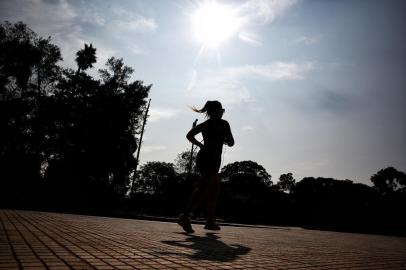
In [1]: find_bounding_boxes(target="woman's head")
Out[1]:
[192,100,224,119]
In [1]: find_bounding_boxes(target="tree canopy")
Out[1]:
[135,161,178,195]
[371,167,406,195]
[220,160,272,187]
[277,172,296,193]
[0,21,150,207]
[174,149,198,174]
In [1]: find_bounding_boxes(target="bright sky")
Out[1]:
[1,0,406,185]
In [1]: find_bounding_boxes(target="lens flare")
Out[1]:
[192,1,242,48]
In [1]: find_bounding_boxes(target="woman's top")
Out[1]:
[187,118,234,157]
[187,118,234,173]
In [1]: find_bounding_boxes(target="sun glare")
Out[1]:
[192,1,242,48]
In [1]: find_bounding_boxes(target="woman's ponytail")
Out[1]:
[191,102,208,113]
[191,101,222,118]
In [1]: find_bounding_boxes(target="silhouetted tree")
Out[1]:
[174,149,198,173]
[47,54,150,199]
[0,21,150,209]
[219,160,272,209]
[34,37,62,95]
[0,21,41,96]
[277,172,295,193]
[371,167,406,196]
[135,162,178,195]
[0,22,62,97]
[220,160,272,187]
[75,43,96,74]
[368,167,406,235]
[0,21,63,206]
[293,177,381,231]
[216,161,279,223]
[99,57,134,92]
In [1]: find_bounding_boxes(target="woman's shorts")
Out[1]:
[196,149,221,173]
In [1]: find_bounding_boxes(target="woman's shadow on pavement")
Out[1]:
[160,232,251,262]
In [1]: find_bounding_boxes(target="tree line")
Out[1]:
[134,153,406,235]
[1,22,405,236]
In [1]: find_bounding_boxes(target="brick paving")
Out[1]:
[1,209,406,269]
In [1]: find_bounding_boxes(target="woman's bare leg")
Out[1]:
[178,174,211,233]
[206,173,220,224]
[183,173,211,216]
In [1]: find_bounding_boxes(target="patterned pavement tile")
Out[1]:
[1,209,405,269]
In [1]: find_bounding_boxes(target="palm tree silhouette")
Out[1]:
[75,43,96,74]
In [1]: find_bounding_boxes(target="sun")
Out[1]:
[192,1,242,48]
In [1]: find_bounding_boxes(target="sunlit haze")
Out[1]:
[192,1,242,48]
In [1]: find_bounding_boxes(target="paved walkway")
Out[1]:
[1,209,405,269]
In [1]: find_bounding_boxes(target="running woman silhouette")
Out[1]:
[178,100,234,233]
